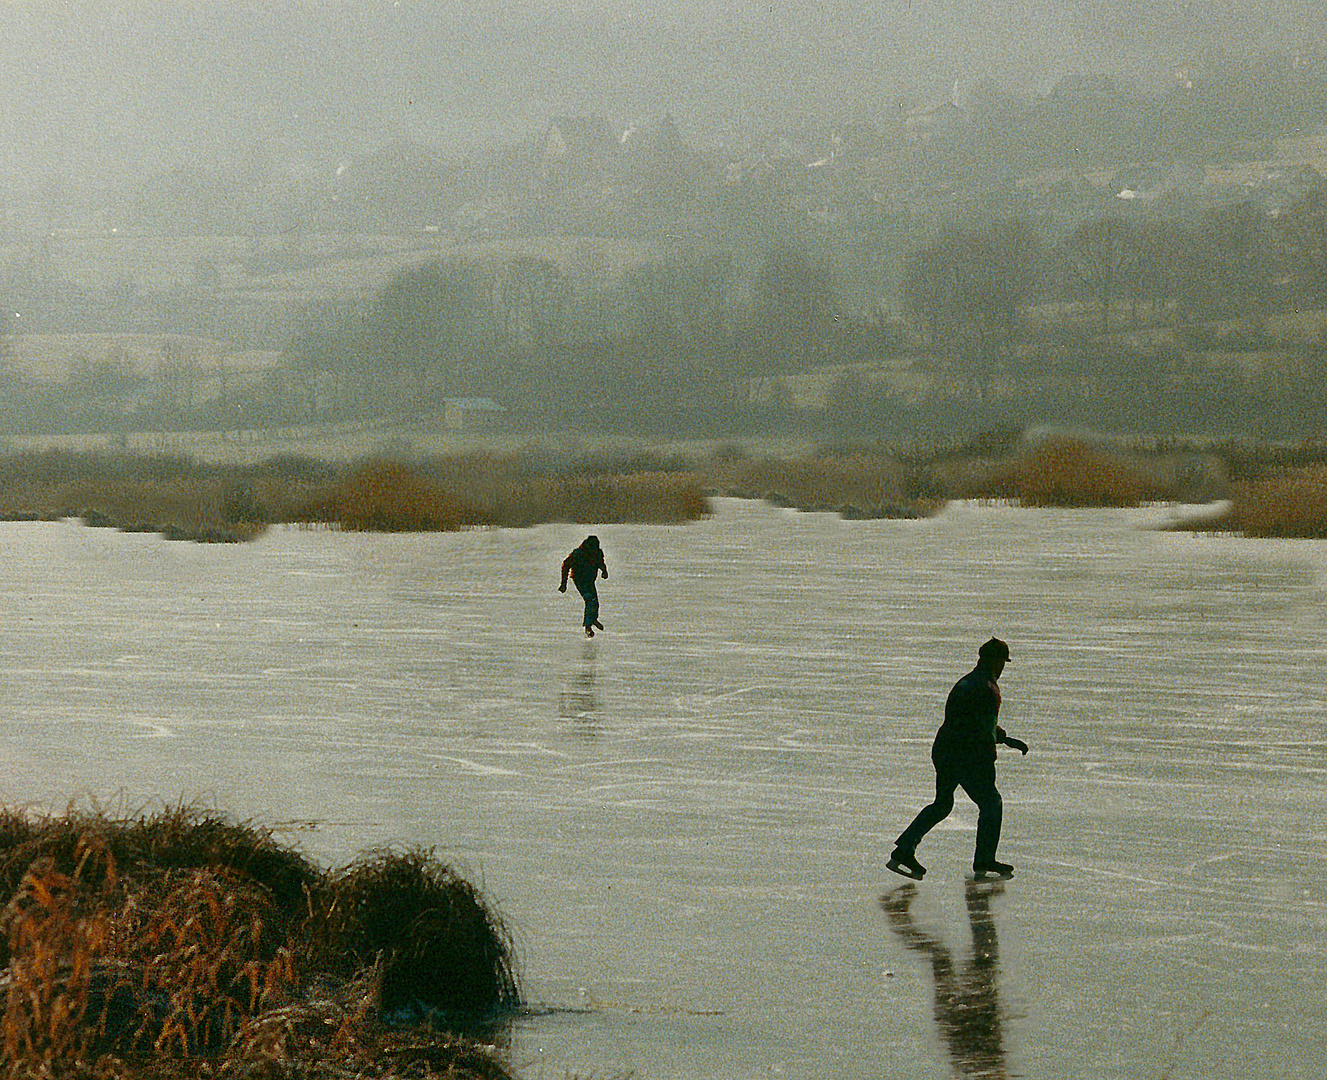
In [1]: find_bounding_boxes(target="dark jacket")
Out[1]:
[933,664,1002,766]
[561,541,607,592]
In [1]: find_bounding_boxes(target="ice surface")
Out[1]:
[0,499,1323,1079]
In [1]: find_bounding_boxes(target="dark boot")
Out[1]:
[887,848,926,880]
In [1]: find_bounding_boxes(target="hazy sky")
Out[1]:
[2,0,1326,185]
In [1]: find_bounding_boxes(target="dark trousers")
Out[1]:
[574,581,599,628]
[895,756,1003,865]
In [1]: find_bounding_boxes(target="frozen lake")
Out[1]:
[0,498,1324,1080]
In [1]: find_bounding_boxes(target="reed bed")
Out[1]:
[1002,437,1156,508]
[0,806,520,1079]
[0,451,275,542]
[1219,465,1327,537]
[4,438,1325,538]
[293,460,484,532]
[0,449,711,539]
[696,439,1161,513]
[288,459,710,531]
[699,448,935,518]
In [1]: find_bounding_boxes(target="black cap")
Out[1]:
[978,637,1010,663]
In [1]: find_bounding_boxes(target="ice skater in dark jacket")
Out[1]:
[888,637,1029,881]
[559,535,608,637]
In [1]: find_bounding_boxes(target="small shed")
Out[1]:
[443,397,507,431]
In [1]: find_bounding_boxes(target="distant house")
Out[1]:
[1048,71,1135,103]
[443,397,506,432]
[618,114,682,156]
[1238,163,1327,217]
[1012,168,1115,223]
[615,114,696,206]
[540,117,619,197]
[542,117,616,165]
[904,99,972,144]
[1111,161,1207,205]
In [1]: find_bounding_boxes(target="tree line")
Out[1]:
[272,246,897,435]
[900,194,1327,408]
[267,192,1327,439]
[4,192,1326,441]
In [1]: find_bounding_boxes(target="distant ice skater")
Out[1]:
[559,534,608,637]
[887,637,1029,881]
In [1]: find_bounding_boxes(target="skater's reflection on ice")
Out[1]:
[558,641,601,733]
[881,880,1009,1079]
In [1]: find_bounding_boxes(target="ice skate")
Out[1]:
[887,848,926,880]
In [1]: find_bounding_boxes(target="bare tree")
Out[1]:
[1187,203,1286,333]
[1064,217,1139,336]
[903,222,1039,402]
[495,257,572,346]
[1275,188,1327,300]
[366,261,494,404]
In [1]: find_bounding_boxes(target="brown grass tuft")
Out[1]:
[701,449,934,518]
[1229,465,1327,537]
[1008,438,1151,507]
[0,807,520,1078]
[310,849,519,1022]
[295,460,480,532]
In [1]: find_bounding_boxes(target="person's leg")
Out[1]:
[575,582,598,629]
[959,765,1005,870]
[894,766,959,857]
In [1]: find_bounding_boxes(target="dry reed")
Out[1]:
[294,460,482,532]
[0,806,520,1079]
[0,450,711,538]
[8,440,1326,539]
[1228,465,1327,537]
[700,449,934,517]
[287,459,710,531]
[1006,438,1152,507]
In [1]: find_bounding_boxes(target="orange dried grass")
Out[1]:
[296,461,709,531]
[1230,465,1327,537]
[301,461,480,532]
[1011,438,1149,507]
[0,808,520,1078]
[0,858,297,1068]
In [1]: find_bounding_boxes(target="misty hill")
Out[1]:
[4,0,1327,203]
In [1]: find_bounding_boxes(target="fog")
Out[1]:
[2,6,1327,1076]
[4,1,1326,182]
[4,0,1327,446]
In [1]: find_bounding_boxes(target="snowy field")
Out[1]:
[0,498,1323,1079]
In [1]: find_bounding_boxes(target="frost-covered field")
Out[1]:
[1,499,1322,1079]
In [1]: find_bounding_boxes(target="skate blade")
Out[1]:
[886,858,925,881]
[968,869,1013,882]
